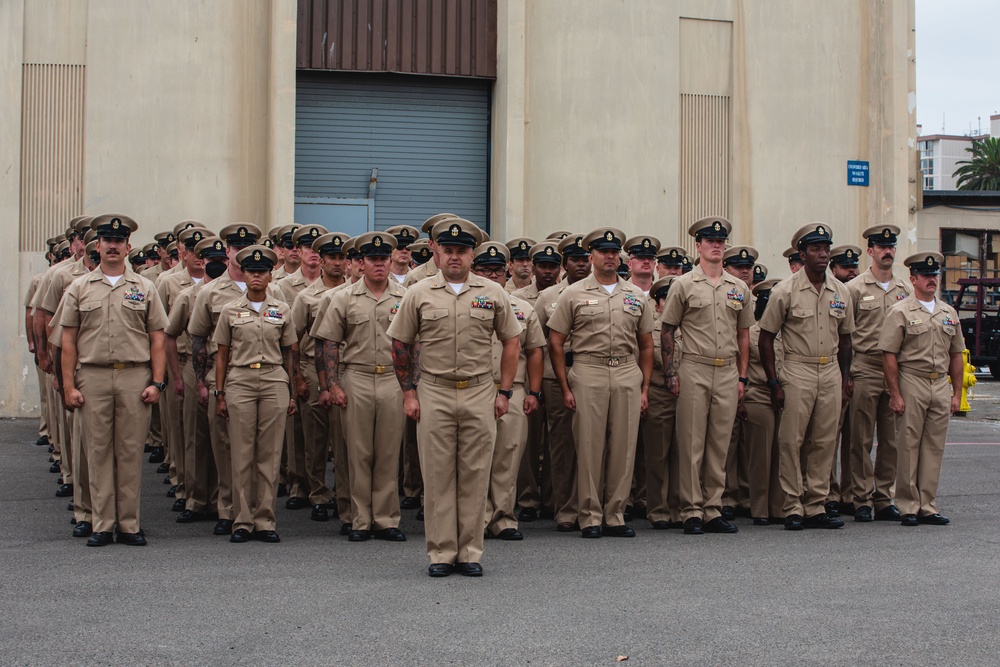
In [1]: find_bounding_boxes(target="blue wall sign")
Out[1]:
[847,160,870,186]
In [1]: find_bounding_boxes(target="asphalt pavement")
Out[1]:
[2,391,999,667]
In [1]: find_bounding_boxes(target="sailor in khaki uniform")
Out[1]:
[548,228,654,538]
[504,237,536,293]
[60,214,168,546]
[188,223,264,536]
[846,226,911,523]
[385,224,420,284]
[660,217,752,535]
[879,252,963,527]
[214,246,297,543]
[784,248,804,274]
[388,218,521,577]
[512,242,562,522]
[313,231,407,541]
[534,234,593,530]
[472,243,545,540]
[655,247,687,279]
[759,223,855,530]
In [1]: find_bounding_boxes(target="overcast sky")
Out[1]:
[916,0,1000,136]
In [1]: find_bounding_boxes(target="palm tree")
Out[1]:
[953,136,1000,190]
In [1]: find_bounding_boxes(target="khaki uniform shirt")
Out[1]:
[37,257,90,315]
[291,281,343,362]
[758,268,856,358]
[59,267,168,365]
[157,270,205,317]
[272,266,288,282]
[312,278,407,367]
[660,265,754,360]
[164,281,207,356]
[846,268,911,356]
[212,297,297,367]
[491,293,545,385]
[25,271,44,310]
[878,296,964,375]
[276,268,319,306]
[402,260,439,288]
[188,275,279,365]
[535,280,572,380]
[547,275,654,358]
[144,264,163,282]
[30,261,74,314]
[387,273,521,377]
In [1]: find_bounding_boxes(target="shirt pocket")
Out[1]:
[858,299,880,312]
[121,299,148,332]
[420,307,450,341]
[790,307,814,320]
[941,324,957,336]
[469,307,496,336]
[79,299,103,328]
[905,321,929,336]
[689,296,711,310]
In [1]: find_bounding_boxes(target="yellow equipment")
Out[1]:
[960,349,976,414]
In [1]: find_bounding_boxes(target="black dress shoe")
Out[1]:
[457,562,483,577]
[49,461,61,473]
[348,529,371,542]
[556,521,579,532]
[252,530,281,543]
[400,496,420,510]
[703,517,739,534]
[428,563,452,577]
[156,462,170,474]
[683,518,704,535]
[176,510,206,523]
[284,496,308,510]
[67,500,74,512]
[416,506,424,521]
[623,507,632,522]
[163,475,171,485]
[874,505,902,521]
[72,521,93,538]
[784,514,804,531]
[735,506,752,518]
[918,513,950,525]
[803,513,844,529]
[36,435,50,447]
[276,483,288,497]
[517,507,539,522]
[144,442,152,453]
[171,498,186,512]
[720,506,736,521]
[374,527,407,541]
[86,531,114,547]
[55,483,73,498]
[311,505,329,522]
[900,514,919,527]
[213,519,234,535]
[166,485,177,498]
[602,525,636,538]
[48,445,55,454]
[580,526,602,538]
[230,528,251,543]
[651,520,671,529]
[753,517,770,526]
[824,501,841,517]
[339,523,352,536]
[496,528,524,540]
[854,506,874,522]
[117,530,147,546]
[669,521,685,529]
[148,447,165,464]
[838,502,856,516]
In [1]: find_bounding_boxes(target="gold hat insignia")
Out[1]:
[112,219,120,229]
[713,221,721,231]
[545,247,553,255]
[605,231,614,241]
[883,228,891,238]
[488,247,497,257]
[450,224,460,237]
[927,256,934,265]
[239,228,246,238]
[373,237,381,247]
[817,226,826,235]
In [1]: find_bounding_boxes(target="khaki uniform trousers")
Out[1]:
[331,394,351,524]
[207,364,234,521]
[486,385,527,535]
[895,372,951,517]
[542,376,577,524]
[515,403,547,513]
[723,418,750,511]
[300,363,333,506]
[36,365,50,440]
[57,399,73,486]
[69,409,92,524]
[342,368,404,531]
[76,365,151,534]
[569,360,642,529]
[641,383,680,524]
[630,433,647,513]
[849,358,898,511]
[416,378,495,565]
[825,402,850,503]
[46,375,62,462]
[163,366,185,500]
[226,366,289,533]
[777,361,842,517]
[674,359,740,522]
[149,393,164,450]
[400,417,423,500]
[182,359,216,514]
[284,395,308,501]
[743,386,780,519]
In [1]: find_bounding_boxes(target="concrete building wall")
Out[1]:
[4,0,916,417]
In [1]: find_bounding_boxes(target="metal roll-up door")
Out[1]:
[295,72,491,236]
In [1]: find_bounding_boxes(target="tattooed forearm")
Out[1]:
[320,340,341,391]
[192,335,208,383]
[412,342,422,384]
[392,339,417,391]
[282,346,295,384]
[661,324,677,378]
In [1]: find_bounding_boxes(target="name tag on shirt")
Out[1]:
[236,311,252,318]
[862,295,876,302]
[908,319,921,326]
[584,299,599,306]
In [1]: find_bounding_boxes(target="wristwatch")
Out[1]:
[214,389,225,397]
[151,381,166,391]
[497,388,514,399]
[738,377,749,386]
[527,390,543,400]
[766,378,781,389]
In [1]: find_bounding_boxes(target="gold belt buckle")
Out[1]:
[455,380,469,389]
[250,362,261,369]
[607,357,620,367]
[374,365,386,374]
[818,356,830,364]
[113,362,125,370]
[929,372,939,380]
[713,358,724,367]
